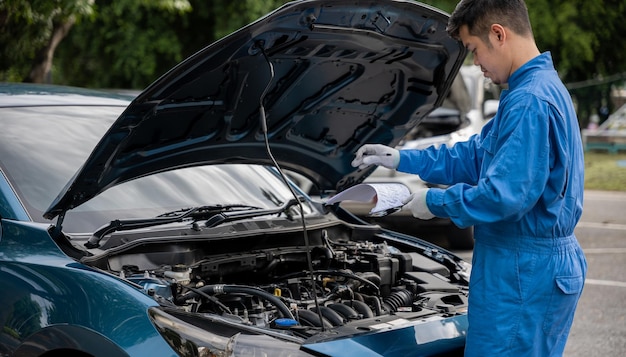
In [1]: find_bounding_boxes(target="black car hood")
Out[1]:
[45,0,466,219]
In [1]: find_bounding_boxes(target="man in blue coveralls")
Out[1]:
[351,0,587,355]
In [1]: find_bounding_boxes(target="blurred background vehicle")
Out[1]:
[335,66,501,250]
[582,103,626,154]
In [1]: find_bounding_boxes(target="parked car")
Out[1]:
[0,1,472,356]
[340,65,500,250]
[582,102,626,154]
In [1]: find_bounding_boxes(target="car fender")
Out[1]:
[0,220,176,357]
[13,324,130,357]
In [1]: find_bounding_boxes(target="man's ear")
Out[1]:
[491,24,505,43]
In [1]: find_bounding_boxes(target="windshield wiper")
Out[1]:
[84,204,262,248]
[156,204,263,219]
[203,196,305,228]
[84,198,305,249]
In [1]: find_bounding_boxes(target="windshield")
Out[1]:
[0,105,313,233]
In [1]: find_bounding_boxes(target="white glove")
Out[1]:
[351,144,400,170]
[402,188,435,220]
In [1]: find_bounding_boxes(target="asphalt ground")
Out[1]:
[563,190,626,356]
[447,190,626,356]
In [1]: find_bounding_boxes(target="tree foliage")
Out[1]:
[529,0,626,81]
[422,0,626,123]
[2,0,625,121]
[0,0,95,82]
[52,0,291,89]
[526,0,626,122]
[421,0,626,82]
[54,0,192,88]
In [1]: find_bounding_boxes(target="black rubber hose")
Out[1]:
[327,303,359,320]
[342,299,374,318]
[176,284,295,320]
[383,289,414,312]
[311,306,346,326]
[297,309,333,328]
[362,294,383,316]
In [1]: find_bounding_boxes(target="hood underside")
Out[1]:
[45,0,466,219]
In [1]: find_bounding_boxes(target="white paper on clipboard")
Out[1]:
[325,183,411,216]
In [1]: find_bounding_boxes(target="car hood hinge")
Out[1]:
[51,211,65,239]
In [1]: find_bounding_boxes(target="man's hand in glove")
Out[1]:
[351,144,400,170]
[402,188,435,220]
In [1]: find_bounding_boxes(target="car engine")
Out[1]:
[88,223,470,337]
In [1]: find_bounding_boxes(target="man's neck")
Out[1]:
[509,36,541,78]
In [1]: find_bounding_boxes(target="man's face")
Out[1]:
[458,25,508,85]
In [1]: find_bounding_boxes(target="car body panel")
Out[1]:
[0,220,176,357]
[303,315,467,356]
[0,84,473,357]
[0,171,29,221]
[1,1,472,356]
[44,0,466,219]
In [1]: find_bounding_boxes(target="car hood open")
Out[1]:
[44,0,466,219]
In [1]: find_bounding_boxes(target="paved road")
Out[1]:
[565,190,626,356]
[452,190,626,356]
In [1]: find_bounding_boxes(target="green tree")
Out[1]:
[422,0,626,125]
[527,0,626,123]
[170,0,291,67]
[529,0,626,81]
[4,0,625,110]
[54,0,191,89]
[53,0,290,89]
[0,0,95,82]
[421,0,457,13]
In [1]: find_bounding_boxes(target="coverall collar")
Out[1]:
[507,51,554,90]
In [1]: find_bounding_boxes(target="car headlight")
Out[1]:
[148,307,315,357]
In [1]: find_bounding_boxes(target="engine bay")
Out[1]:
[79,221,470,338]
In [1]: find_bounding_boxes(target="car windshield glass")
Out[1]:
[0,105,312,233]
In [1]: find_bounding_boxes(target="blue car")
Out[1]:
[0,1,471,356]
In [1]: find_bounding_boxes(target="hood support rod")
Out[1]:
[51,211,65,239]
[257,42,326,330]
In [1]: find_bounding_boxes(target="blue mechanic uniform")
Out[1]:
[397,52,587,356]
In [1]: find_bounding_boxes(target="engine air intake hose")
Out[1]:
[176,284,295,320]
[383,289,414,312]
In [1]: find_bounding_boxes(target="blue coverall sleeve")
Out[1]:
[398,133,483,186]
[397,96,552,229]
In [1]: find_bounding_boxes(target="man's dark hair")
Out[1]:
[446,0,533,43]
